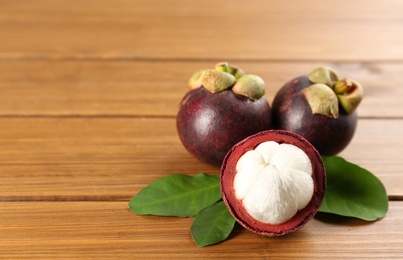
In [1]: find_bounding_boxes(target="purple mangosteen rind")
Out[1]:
[177,62,272,166]
[220,130,326,236]
[177,87,272,166]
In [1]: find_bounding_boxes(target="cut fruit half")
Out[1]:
[220,130,326,236]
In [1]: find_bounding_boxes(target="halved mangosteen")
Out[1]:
[221,130,326,236]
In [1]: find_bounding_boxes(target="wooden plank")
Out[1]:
[0,201,402,258]
[0,60,402,118]
[0,117,401,199]
[0,0,402,61]
[0,117,219,200]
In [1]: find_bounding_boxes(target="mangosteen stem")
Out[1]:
[215,62,232,74]
[215,62,246,79]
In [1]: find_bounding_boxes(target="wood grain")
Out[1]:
[1,0,403,61]
[0,201,402,258]
[0,117,401,200]
[0,60,402,118]
[0,0,402,258]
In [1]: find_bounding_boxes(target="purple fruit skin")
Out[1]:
[177,87,272,166]
[272,75,357,156]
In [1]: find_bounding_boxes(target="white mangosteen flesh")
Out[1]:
[233,141,314,225]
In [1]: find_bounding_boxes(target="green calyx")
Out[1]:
[306,66,364,117]
[309,67,338,87]
[333,78,364,115]
[188,69,207,90]
[200,70,237,93]
[232,75,265,101]
[187,62,265,101]
[302,83,339,118]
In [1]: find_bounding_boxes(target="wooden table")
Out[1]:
[1,0,402,258]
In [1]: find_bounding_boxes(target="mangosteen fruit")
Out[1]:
[271,67,364,155]
[221,130,326,236]
[177,62,272,167]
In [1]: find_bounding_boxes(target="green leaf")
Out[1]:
[191,201,236,247]
[128,173,221,217]
[319,156,389,221]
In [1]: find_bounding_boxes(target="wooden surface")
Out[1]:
[0,0,402,258]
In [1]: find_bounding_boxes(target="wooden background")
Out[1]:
[0,0,402,258]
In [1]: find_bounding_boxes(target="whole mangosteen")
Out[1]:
[271,67,364,155]
[177,62,272,167]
